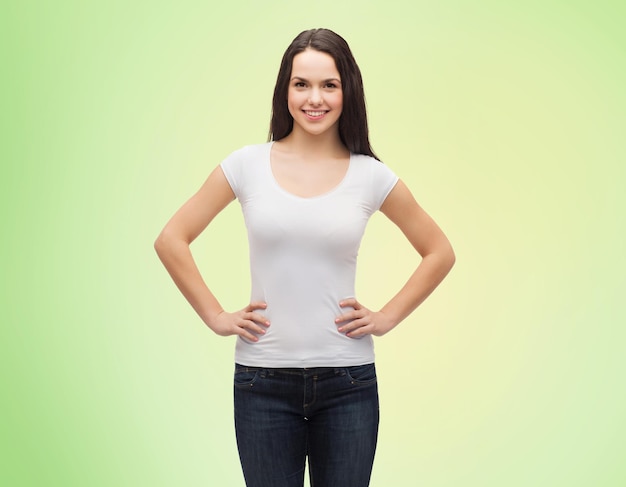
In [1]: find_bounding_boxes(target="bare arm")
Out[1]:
[154,166,269,341]
[336,179,455,337]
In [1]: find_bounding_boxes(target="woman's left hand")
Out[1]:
[335,298,395,338]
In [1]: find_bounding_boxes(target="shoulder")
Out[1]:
[351,153,378,165]
[349,153,399,211]
[220,142,272,173]
[220,142,271,193]
[351,153,398,180]
[223,142,272,162]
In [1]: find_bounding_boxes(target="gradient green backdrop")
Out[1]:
[2,1,625,486]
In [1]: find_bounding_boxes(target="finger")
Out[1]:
[244,312,270,326]
[339,298,361,309]
[235,320,267,341]
[338,316,371,333]
[245,301,268,312]
[335,309,366,324]
[346,324,375,338]
[240,319,268,335]
[236,326,260,342]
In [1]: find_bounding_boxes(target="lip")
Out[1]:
[302,110,329,121]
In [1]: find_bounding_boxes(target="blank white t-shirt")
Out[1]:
[220,142,398,367]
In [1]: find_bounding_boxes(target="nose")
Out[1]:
[308,89,323,106]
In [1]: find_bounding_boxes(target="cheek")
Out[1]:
[287,100,299,119]
[286,93,296,117]
[330,90,343,106]
[287,91,304,112]
[333,93,343,112]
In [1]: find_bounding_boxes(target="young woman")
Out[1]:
[155,28,455,487]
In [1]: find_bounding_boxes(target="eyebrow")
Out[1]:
[290,76,342,84]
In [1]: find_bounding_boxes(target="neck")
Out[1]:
[282,126,348,158]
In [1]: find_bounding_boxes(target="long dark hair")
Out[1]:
[268,28,378,160]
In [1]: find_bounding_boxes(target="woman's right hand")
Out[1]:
[210,301,270,342]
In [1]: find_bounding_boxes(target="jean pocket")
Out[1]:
[345,363,377,385]
[234,365,262,388]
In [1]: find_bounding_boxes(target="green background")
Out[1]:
[2,0,625,485]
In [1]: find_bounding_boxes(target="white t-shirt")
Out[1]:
[220,142,399,367]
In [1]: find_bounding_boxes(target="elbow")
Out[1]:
[444,242,456,273]
[430,240,455,276]
[154,229,174,260]
[154,232,166,259]
[154,227,190,261]
[447,247,456,271]
[420,242,455,278]
[443,241,456,272]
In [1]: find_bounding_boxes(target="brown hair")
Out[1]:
[268,28,378,160]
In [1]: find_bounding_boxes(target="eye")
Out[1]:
[294,81,306,88]
[325,82,338,89]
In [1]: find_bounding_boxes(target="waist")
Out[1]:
[234,332,375,368]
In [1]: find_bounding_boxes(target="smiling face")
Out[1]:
[287,48,343,138]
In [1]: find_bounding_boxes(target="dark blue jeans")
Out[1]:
[234,363,379,487]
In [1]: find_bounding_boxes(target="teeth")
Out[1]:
[305,111,325,117]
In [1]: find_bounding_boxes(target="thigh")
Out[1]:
[307,364,380,487]
[234,366,307,487]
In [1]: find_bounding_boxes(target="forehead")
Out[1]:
[291,49,340,79]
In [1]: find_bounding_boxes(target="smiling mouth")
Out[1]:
[304,110,327,118]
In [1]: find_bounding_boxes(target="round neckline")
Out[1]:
[267,141,353,200]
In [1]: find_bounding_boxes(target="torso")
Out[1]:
[219,142,399,367]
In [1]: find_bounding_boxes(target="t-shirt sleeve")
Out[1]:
[219,147,246,198]
[369,158,399,211]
